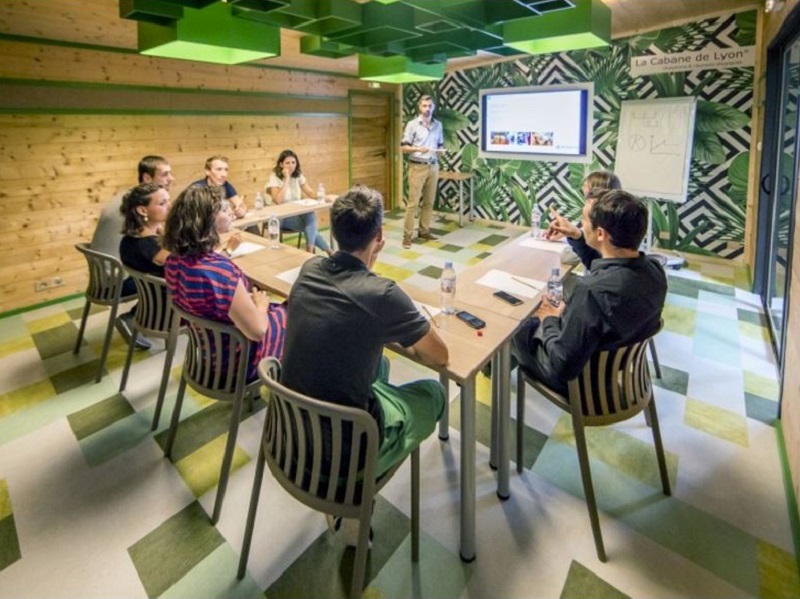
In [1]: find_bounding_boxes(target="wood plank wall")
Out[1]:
[0,2,396,313]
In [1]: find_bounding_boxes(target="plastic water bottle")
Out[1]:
[317,183,326,203]
[531,203,542,239]
[268,216,281,249]
[440,261,457,315]
[254,192,265,210]
[547,266,562,306]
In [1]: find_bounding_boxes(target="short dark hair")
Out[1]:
[331,185,384,252]
[138,155,168,183]
[418,94,435,107]
[588,189,647,250]
[162,185,223,257]
[204,155,228,171]
[120,183,161,235]
[273,149,303,179]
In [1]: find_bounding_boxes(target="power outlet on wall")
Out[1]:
[51,276,64,288]
[34,280,49,292]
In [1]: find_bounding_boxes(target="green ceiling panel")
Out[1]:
[119,0,184,25]
[293,1,363,36]
[300,34,357,59]
[227,0,290,12]
[503,0,609,55]
[121,0,609,78]
[155,0,217,7]
[138,2,280,64]
[326,3,419,48]
[358,54,445,83]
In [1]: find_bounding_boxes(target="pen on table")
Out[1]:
[422,305,440,328]
[512,276,541,291]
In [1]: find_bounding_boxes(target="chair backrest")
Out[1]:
[126,268,176,339]
[170,301,253,403]
[257,357,380,518]
[567,333,656,427]
[75,242,133,306]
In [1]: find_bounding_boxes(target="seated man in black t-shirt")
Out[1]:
[512,190,667,394]
[281,185,449,544]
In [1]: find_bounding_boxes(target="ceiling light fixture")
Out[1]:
[138,2,280,65]
[503,0,611,55]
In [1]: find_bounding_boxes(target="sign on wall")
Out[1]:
[630,46,756,77]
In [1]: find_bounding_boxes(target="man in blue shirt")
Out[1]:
[400,95,446,249]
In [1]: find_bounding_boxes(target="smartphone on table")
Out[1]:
[456,310,486,329]
[493,290,523,306]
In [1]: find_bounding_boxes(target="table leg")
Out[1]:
[459,376,476,563]
[496,342,511,500]
[469,177,475,222]
[458,180,464,227]
[489,355,499,469]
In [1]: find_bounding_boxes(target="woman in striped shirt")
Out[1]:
[162,185,287,381]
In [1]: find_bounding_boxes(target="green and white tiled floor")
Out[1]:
[0,211,798,598]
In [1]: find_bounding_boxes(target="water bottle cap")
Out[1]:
[551,266,560,275]
[444,261,453,269]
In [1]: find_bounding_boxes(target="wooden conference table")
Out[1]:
[231,229,568,562]
[232,197,334,233]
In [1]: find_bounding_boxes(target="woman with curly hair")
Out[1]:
[163,185,287,380]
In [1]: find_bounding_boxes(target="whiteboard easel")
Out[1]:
[614,97,697,252]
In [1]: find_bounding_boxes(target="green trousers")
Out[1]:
[373,356,446,477]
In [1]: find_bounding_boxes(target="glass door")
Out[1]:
[764,35,800,363]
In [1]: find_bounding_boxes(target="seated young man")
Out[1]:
[280,185,448,541]
[512,189,667,394]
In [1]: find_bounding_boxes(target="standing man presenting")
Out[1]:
[401,94,446,249]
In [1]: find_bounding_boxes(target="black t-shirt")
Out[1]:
[281,252,430,439]
[119,235,165,277]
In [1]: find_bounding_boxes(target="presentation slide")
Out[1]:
[483,89,587,156]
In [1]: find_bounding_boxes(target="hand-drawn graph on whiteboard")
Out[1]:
[614,97,697,203]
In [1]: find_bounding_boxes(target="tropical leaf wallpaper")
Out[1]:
[404,10,756,259]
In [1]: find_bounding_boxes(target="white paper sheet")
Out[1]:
[295,199,321,207]
[519,237,566,254]
[475,269,544,299]
[412,300,441,321]
[229,241,266,258]
[276,266,302,285]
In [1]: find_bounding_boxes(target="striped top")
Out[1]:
[164,252,287,381]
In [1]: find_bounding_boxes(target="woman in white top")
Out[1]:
[266,149,332,255]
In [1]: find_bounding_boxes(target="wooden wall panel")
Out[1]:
[0,1,393,312]
[0,40,369,97]
[0,113,349,311]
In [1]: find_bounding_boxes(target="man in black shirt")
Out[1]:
[512,190,667,394]
[281,185,448,480]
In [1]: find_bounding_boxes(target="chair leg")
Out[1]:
[237,439,268,580]
[647,400,672,496]
[96,303,120,383]
[211,396,245,525]
[73,301,91,354]
[411,447,420,562]
[516,368,525,474]
[350,507,373,599]
[119,324,138,392]
[648,338,662,379]
[572,417,606,562]
[151,332,177,431]
[164,377,187,459]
